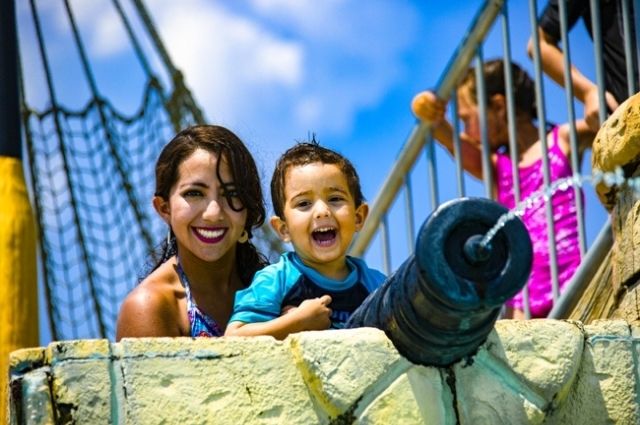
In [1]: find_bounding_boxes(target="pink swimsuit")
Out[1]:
[495,127,582,317]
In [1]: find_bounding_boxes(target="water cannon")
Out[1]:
[347,197,533,367]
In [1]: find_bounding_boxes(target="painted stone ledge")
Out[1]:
[8,320,640,424]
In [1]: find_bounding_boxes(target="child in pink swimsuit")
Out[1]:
[495,127,582,317]
[411,59,595,318]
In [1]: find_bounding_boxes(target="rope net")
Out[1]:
[20,0,280,340]
[23,81,180,340]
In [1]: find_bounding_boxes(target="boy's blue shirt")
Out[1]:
[230,252,386,329]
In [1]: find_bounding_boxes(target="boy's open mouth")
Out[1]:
[312,227,337,246]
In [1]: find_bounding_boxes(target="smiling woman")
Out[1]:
[115,124,269,339]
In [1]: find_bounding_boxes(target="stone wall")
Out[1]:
[592,92,640,324]
[9,321,640,424]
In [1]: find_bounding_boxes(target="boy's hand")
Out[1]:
[411,91,446,123]
[281,305,297,315]
[292,295,332,331]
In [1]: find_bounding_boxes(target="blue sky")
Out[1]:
[17,0,608,342]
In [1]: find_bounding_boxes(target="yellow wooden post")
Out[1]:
[0,158,39,419]
[1,0,39,418]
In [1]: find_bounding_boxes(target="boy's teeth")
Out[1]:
[313,227,336,242]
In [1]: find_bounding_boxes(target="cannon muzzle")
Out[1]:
[347,197,532,367]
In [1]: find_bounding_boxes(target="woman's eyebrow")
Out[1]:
[177,181,209,189]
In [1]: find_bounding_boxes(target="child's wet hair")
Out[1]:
[460,59,537,119]
[270,137,364,218]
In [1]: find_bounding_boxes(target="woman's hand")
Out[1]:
[411,90,447,124]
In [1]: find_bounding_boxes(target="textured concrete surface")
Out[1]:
[591,91,640,325]
[9,322,640,424]
[592,92,640,211]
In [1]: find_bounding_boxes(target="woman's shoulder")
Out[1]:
[116,261,185,339]
[133,261,182,302]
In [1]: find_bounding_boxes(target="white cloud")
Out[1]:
[20,0,419,148]
[17,0,128,60]
[249,0,416,57]
[92,8,128,57]
[246,0,419,135]
[296,97,322,124]
[253,42,302,85]
[144,0,303,125]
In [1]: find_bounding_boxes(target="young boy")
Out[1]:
[225,142,385,339]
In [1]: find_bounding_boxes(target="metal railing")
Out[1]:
[350,0,638,319]
[350,0,505,257]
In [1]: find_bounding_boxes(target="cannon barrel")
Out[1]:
[347,197,533,367]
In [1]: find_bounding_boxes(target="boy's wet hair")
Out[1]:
[460,59,537,119]
[270,137,364,218]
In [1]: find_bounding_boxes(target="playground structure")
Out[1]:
[10,87,640,425]
[5,0,640,422]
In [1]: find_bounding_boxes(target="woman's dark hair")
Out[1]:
[150,124,267,285]
[460,59,537,119]
[270,139,364,219]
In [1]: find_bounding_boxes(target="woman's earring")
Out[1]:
[238,230,249,243]
[166,229,173,247]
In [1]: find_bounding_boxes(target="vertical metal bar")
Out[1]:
[450,96,466,197]
[500,3,530,318]
[589,0,607,124]
[558,0,587,257]
[381,215,392,276]
[425,136,440,209]
[403,179,415,255]
[529,0,561,304]
[434,0,507,98]
[621,0,638,96]
[501,5,521,205]
[474,48,493,199]
[547,219,613,319]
